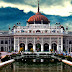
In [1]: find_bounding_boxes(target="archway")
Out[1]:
[36,30,41,33]
[44,43,49,51]
[28,43,33,51]
[52,43,57,52]
[1,47,4,51]
[20,43,25,51]
[36,43,41,52]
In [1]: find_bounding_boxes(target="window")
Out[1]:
[36,30,41,33]
[21,30,24,33]
[45,30,47,33]
[11,41,14,44]
[29,30,32,33]
[69,41,72,44]
[5,41,8,44]
[52,30,56,33]
[63,40,65,44]
[1,41,3,44]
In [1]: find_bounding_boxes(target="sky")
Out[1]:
[0,0,72,31]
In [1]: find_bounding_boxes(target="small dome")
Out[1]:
[27,12,50,24]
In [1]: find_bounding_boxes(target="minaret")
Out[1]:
[38,0,39,12]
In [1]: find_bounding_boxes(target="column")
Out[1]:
[8,37,9,51]
[61,36,63,52]
[4,38,5,51]
[57,37,59,51]
[33,37,35,52]
[41,44,43,52]
[10,38,11,51]
[70,44,71,53]
[25,37,27,51]
[33,44,35,52]
[49,37,51,51]
[67,39,69,52]
[14,37,15,51]
[0,46,1,51]
[18,37,19,52]
[41,37,43,52]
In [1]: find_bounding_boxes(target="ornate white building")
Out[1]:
[0,1,72,53]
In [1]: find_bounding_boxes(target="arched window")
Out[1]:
[44,43,49,51]
[28,43,33,51]
[36,30,41,33]
[36,43,41,52]
[52,30,56,33]
[52,43,57,51]
[1,47,4,51]
[45,30,47,33]
[21,30,24,33]
[1,41,3,44]
[29,30,32,33]
[20,43,25,51]
[5,41,8,44]
[11,41,14,44]
[69,41,72,44]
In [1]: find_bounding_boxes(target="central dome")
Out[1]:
[27,0,50,24]
[27,12,50,24]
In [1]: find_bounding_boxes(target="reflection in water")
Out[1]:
[0,61,72,72]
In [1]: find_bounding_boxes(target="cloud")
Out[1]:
[0,0,72,16]
[2,0,69,6]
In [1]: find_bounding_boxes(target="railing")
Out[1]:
[13,33,63,35]
[17,26,60,29]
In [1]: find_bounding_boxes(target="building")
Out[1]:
[0,1,72,53]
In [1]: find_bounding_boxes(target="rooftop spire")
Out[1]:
[38,0,39,12]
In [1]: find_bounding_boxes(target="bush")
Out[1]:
[67,56,72,61]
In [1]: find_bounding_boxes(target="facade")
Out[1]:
[0,1,72,53]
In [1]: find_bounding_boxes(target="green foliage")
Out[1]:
[67,56,72,61]
[11,48,14,51]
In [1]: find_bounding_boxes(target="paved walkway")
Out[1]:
[0,59,14,67]
[62,60,72,66]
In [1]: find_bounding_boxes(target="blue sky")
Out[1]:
[0,0,72,30]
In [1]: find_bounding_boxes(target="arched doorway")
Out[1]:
[36,43,41,52]
[44,43,49,51]
[20,43,25,51]
[1,47,4,51]
[28,43,33,51]
[52,43,57,51]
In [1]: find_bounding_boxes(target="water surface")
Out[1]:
[0,61,72,72]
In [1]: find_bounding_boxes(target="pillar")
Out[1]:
[25,44,27,51]
[33,44,35,52]
[70,44,71,53]
[33,37,35,52]
[41,37,43,52]
[14,37,15,51]
[57,37,59,51]
[8,37,9,51]
[18,37,19,52]
[41,44,43,52]
[25,37,27,51]
[61,36,63,52]
[49,37,51,51]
